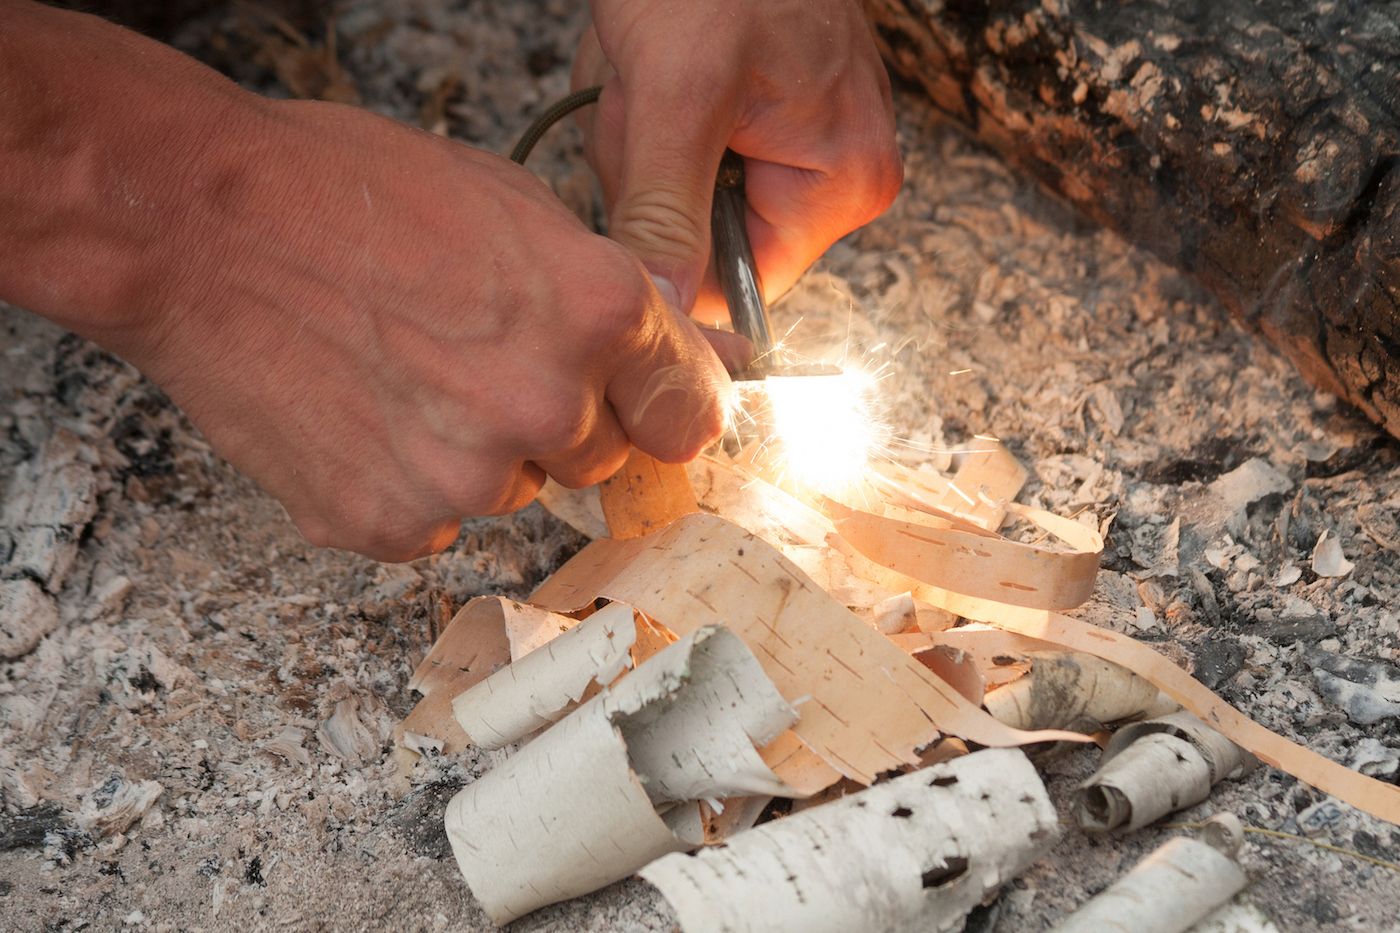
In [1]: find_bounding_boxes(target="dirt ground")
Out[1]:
[3,1,1399,930]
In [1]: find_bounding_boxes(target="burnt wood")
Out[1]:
[865,0,1400,439]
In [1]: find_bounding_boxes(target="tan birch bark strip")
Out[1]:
[599,449,700,538]
[535,478,608,539]
[828,499,1102,611]
[640,748,1058,933]
[452,601,636,750]
[398,597,521,754]
[755,731,844,797]
[911,643,986,705]
[1051,837,1248,933]
[880,569,1400,823]
[871,443,1028,531]
[444,625,794,923]
[832,524,1400,823]
[531,512,1090,787]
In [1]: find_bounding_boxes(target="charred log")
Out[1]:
[865,0,1400,439]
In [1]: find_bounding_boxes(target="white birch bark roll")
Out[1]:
[639,747,1057,933]
[1191,901,1282,933]
[1076,711,1257,833]
[445,625,797,924]
[1077,733,1212,833]
[1051,836,1248,933]
[452,601,636,749]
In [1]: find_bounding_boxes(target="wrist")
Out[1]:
[0,2,270,362]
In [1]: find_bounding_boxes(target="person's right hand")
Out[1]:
[97,98,743,560]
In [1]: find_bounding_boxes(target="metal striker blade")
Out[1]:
[712,150,842,382]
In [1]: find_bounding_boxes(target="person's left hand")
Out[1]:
[572,0,902,326]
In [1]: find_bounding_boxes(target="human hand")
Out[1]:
[122,100,741,560]
[572,0,902,325]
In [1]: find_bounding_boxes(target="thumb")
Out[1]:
[602,75,737,312]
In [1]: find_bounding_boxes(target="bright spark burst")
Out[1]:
[722,311,1002,501]
[731,363,889,498]
[764,368,883,493]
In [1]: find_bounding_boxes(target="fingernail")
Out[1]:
[649,273,683,312]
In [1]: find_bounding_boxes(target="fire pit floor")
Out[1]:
[2,2,1398,930]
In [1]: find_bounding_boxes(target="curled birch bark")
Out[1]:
[1076,712,1258,833]
[1051,835,1248,933]
[532,512,1089,790]
[640,748,1057,933]
[397,596,575,755]
[873,444,1028,531]
[444,625,797,924]
[984,652,1176,732]
[535,478,607,540]
[452,602,636,750]
[827,498,1103,611]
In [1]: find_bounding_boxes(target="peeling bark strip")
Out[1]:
[864,0,1400,438]
[640,748,1057,933]
[397,597,572,755]
[599,449,700,538]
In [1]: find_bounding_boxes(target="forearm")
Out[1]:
[0,0,262,357]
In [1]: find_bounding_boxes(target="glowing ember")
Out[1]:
[760,367,886,495]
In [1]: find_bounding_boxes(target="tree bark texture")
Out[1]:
[864,0,1400,439]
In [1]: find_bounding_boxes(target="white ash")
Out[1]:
[0,1,1397,930]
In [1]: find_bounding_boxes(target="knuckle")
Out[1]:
[611,190,707,265]
[528,396,595,453]
[577,249,653,342]
[691,396,728,451]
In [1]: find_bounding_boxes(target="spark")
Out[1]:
[946,481,976,507]
[721,311,1005,504]
[764,367,885,494]
[731,358,889,499]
